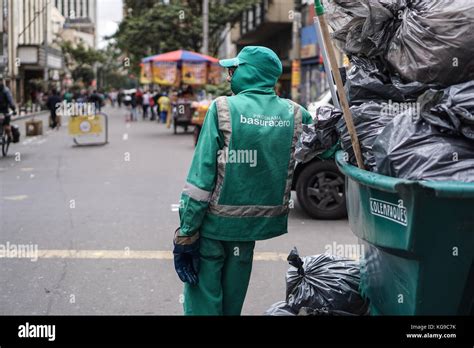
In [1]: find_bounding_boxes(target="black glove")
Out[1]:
[173,228,200,285]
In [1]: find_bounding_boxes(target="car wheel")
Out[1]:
[296,160,347,219]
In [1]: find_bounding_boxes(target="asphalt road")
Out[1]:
[0,105,356,315]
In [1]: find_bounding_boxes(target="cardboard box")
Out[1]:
[25,119,43,136]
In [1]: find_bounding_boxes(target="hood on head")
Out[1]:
[219,46,283,94]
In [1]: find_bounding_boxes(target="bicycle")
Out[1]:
[0,111,14,157]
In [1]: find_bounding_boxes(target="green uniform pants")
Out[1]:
[183,236,255,315]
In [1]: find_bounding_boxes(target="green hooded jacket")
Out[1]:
[179,46,313,241]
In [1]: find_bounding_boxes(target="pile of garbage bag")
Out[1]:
[420,82,474,141]
[307,0,474,182]
[373,82,474,181]
[265,248,370,316]
[346,56,435,105]
[295,106,342,163]
[337,80,474,181]
[337,101,398,171]
[324,0,474,86]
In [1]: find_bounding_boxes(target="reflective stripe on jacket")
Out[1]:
[179,93,312,241]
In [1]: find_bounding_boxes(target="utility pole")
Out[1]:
[1,0,8,82]
[43,0,48,83]
[291,7,301,103]
[202,0,209,55]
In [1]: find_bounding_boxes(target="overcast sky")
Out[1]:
[97,0,123,48]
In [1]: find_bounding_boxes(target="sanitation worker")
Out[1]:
[173,46,313,315]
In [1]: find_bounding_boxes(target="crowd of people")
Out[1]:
[29,85,197,130]
[116,88,173,124]
[43,89,107,130]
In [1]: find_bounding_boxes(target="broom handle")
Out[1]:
[315,1,365,170]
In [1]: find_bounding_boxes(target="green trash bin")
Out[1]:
[335,151,474,315]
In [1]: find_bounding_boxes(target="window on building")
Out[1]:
[241,11,247,35]
[255,2,262,26]
[27,0,31,44]
[301,5,309,27]
[248,7,254,31]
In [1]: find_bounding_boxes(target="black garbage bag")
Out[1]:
[264,301,296,316]
[324,0,474,86]
[346,56,435,105]
[386,0,474,86]
[285,248,370,316]
[11,124,21,143]
[298,306,362,316]
[295,106,343,163]
[337,101,397,170]
[420,81,474,141]
[323,0,401,58]
[373,109,474,182]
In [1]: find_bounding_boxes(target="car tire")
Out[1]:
[296,160,347,220]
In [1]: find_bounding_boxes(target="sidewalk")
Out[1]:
[12,110,49,122]
[11,111,53,140]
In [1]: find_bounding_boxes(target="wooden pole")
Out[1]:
[314,1,365,170]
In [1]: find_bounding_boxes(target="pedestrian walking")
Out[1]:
[142,90,151,119]
[130,92,138,121]
[46,89,62,130]
[118,89,124,108]
[109,89,118,107]
[89,90,102,113]
[173,46,313,315]
[149,92,156,120]
[152,90,162,121]
[63,89,73,103]
[136,88,143,118]
[158,92,171,124]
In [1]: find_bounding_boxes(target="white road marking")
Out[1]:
[22,138,34,145]
[3,195,29,201]
[123,133,128,140]
[22,136,46,146]
[35,249,288,261]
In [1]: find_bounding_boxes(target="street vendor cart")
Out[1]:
[190,100,211,145]
[172,99,194,134]
[140,50,221,135]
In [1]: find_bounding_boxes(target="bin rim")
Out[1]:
[335,151,474,198]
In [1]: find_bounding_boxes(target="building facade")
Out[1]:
[231,0,294,98]
[298,1,328,107]
[1,0,65,104]
[55,0,96,47]
[227,0,339,106]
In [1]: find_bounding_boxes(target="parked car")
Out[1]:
[292,91,347,220]
[292,155,347,220]
[307,90,333,116]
